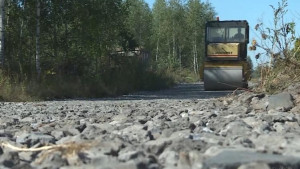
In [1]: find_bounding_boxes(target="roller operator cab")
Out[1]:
[201,20,250,90]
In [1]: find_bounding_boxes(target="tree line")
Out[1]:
[0,0,215,99]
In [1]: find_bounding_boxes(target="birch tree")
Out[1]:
[36,0,41,78]
[0,0,4,66]
[169,0,186,68]
[187,0,201,74]
[187,0,215,74]
[152,0,167,61]
[152,0,215,70]
[125,0,152,51]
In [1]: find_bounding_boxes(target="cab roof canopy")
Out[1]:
[206,20,249,28]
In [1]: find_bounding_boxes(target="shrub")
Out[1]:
[250,0,300,93]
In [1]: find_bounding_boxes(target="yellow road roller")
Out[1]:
[200,20,251,90]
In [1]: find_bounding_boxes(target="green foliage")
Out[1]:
[4,0,127,78]
[168,68,200,83]
[247,56,254,72]
[125,0,152,49]
[0,59,174,100]
[0,71,33,101]
[0,0,216,100]
[152,0,215,71]
[294,38,300,60]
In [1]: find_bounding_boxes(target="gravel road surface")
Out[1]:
[1,82,300,169]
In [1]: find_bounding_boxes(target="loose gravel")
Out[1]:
[1,83,300,169]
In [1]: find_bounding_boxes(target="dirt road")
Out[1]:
[112,82,232,100]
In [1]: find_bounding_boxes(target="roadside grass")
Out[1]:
[0,55,200,102]
[0,67,175,101]
[0,72,34,101]
[168,68,200,83]
[259,59,300,93]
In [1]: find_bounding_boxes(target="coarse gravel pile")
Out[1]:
[1,83,300,169]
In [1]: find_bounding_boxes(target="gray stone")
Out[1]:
[268,92,294,111]
[203,150,300,169]
[219,121,252,137]
[114,161,145,169]
[20,116,35,123]
[284,121,300,132]
[116,124,147,142]
[284,83,300,98]
[178,151,203,169]
[228,105,250,114]
[0,165,9,169]
[251,97,268,111]
[144,138,172,155]
[177,151,193,169]
[237,162,270,169]
[146,129,162,140]
[264,111,297,123]
[203,146,231,157]
[62,126,81,136]
[32,152,68,169]
[56,135,85,144]
[290,105,300,113]
[232,137,255,148]
[252,134,287,152]
[160,128,176,138]
[81,124,107,139]
[136,115,148,124]
[98,139,125,156]
[18,151,34,162]
[84,148,119,166]
[196,133,224,145]
[159,150,178,166]
[16,132,55,146]
[169,129,190,139]
[273,122,285,133]
[118,151,145,162]
[11,163,34,169]
[242,117,271,134]
[238,93,265,104]
[50,130,65,140]
[112,114,128,124]
[0,152,20,168]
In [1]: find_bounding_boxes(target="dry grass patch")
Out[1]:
[1,141,97,165]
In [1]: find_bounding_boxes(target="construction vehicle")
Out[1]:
[200,19,251,90]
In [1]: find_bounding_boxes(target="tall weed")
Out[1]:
[250,0,299,93]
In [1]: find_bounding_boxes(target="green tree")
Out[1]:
[0,0,4,66]
[168,0,186,68]
[152,0,215,71]
[152,0,168,62]
[186,0,215,73]
[125,0,152,50]
[36,0,41,79]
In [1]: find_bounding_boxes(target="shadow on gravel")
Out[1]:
[106,82,233,100]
